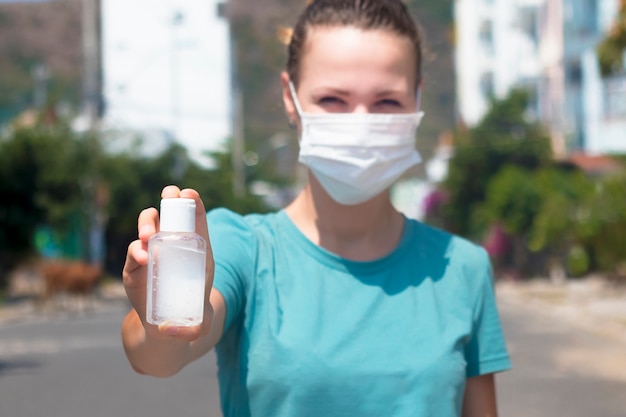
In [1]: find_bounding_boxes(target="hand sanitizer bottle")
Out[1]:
[147,198,206,326]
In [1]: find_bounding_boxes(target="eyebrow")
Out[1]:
[310,88,405,97]
[310,87,350,96]
[374,89,405,97]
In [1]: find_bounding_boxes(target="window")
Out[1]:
[517,6,539,49]
[565,0,597,36]
[216,2,229,19]
[604,75,626,119]
[479,20,494,55]
[566,60,582,85]
[480,71,495,100]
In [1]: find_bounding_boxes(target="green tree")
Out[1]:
[478,162,626,280]
[578,173,626,279]
[475,166,543,275]
[100,140,269,275]
[0,119,95,288]
[527,168,594,256]
[520,167,594,277]
[473,164,603,278]
[597,0,626,76]
[0,119,270,293]
[479,166,542,236]
[443,89,552,238]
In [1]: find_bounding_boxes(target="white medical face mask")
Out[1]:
[289,82,424,205]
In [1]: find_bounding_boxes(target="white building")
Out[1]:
[100,0,232,166]
[454,0,626,156]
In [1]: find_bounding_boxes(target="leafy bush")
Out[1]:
[566,245,590,277]
[578,173,626,279]
[597,1,626,76]
[439,89,626,279]
[0,119,269,292]
[443,89,552,239]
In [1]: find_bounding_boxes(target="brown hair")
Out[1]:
[287,0,424,88]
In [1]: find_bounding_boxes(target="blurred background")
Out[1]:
[0,0,625,416]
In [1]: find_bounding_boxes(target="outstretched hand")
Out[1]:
[122,185,215,343]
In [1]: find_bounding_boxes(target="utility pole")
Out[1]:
[220,1,245,197]
[170,10,184,142]
[232,88,246,197]
[81,0,101,131]
[82,0,105,266]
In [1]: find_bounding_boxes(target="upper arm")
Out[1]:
[462,373,499,417]
[464,248,511,377]
[207,208,256,332]
[460,250,509,416]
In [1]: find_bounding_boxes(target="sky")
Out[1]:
[0,0,233,166]
[100,0,232,166]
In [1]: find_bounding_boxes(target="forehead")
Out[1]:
[298,26,416,92]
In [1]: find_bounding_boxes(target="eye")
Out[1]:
[318,96,346,106]
[376,99,402,108]
[316,96,348,112]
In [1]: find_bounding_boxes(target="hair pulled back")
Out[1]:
[287,0,423,88]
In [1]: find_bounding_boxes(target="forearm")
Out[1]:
[121,309,193,377]
[461,373,498,417]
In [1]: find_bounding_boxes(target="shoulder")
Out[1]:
[207,208,280,245]
[408,219,492,287]
[207,207,274,229]
[207,207,254,226]
[410,220,489,265]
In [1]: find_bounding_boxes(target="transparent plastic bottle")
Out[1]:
[147,198,206,326]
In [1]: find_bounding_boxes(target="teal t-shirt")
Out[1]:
[208,208,511,417]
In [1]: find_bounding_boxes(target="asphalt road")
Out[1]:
[0,301,222,417]
[1,296,625,417]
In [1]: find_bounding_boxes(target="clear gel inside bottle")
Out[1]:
[147,198,206,327]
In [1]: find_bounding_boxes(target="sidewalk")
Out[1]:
[0,281,128,325]
[496,276,626,345]
[2,277,626,339]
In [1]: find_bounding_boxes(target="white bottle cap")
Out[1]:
[159,198,196,232]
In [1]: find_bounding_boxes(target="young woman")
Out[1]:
[121,1,511,416]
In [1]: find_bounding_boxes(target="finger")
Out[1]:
[122,240,149,300]
[160,186,205,239]
[138,207,159,243]
[158,323,206,342]
[125,239,149,273]
[161,185,182,199]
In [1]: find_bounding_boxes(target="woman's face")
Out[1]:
[283,26,418,120]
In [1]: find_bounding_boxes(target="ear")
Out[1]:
[281,71,298,126]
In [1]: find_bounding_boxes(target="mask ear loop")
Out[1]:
[288,81,305,116]
[415,87,422,112]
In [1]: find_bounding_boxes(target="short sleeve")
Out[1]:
[207,208,256,331]
[463,248,512,378]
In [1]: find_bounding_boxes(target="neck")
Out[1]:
[285,173,405,261]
